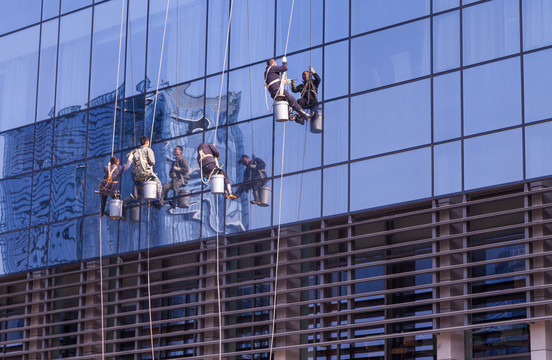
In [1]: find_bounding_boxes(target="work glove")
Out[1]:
[291,79,296,87]
[250,163,257,169]
[309,65,315,74]
[282,56,287,63]
[127,152,134,161]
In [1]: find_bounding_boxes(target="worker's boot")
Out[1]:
[251,190,261,205]
[225,184,237,200]
[298,110,312,122]
[295,115,305,125]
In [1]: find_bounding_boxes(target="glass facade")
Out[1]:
[0,0,551,358]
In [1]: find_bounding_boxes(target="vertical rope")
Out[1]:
[149,0,171,145]
[215,195,223,360]
[128,0,137,147]
[146,205,155,359]
[98,204,105,360]
[246,0,255,155]
[214,0,235,141]
[111,0,126,158]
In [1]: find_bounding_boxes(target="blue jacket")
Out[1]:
[99,158,132,194]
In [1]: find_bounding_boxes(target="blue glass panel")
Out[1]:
[276,0,323,56]
[434,141,462,196]
[525,121,552,180]
[230,0,274,69]
[82,215,117,260]
[325,0,349,42]
[352,0,429,34]
[147,0,206,90]
[433,10,460,72]
[56,8,92,115]
[351,19,430,92]
[229,63,272,122]
[53,111,87,165]
[323,165,348,217]
[31,170,51,226]
[0,175,31,232]
[204,75,229,129]
[523,0,552,51]
[88,103,122,158]
[274,121,322,176]
[463,57,521,136]
[433,0,459,12]
[201,192,224,239]
[463,0,520,65]
[351,79,430,159]
[0,25,40,131]
[464,129,522,190]
[0,0,41,35]
[324,40,348,100]
[29,226,48,269]
[524,49,552,123]
[122,95,145,149]
[43,0,60,20]
[84,156,110,216]
[207,0,230,75]
[118,206,141,254]
[34,120,54,170]
[125,0,147,97]
[50,162,85,221]
[37,19,59,121]
[61,0,91,14]
[323,99,348,165]
[434,71,461,142]
[48,219,82,265]
[0,230,28,275]
[273,170,321,224]
[350,148,432,211]
[226,179,272,234]
[0,125,34,179]
[89,0,127,103]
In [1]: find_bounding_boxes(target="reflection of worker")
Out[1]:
[161,146,189,205]
[235,155,267,205]
[96,155,133,217]
[197,143,236,200]
[264,57,312,124]
[131,136,164,205]
[291,65,320,109]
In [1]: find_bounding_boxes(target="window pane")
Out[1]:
[56,8,92,115]
[0,26,40,131]
[325,0,349,42]
[125,0,147,97]
[206,0,230,76]
[351,79,430,159]
[433,0,459,13]
[53,111,87,165]
[29,226,48,270]
[226,179,272,234]
[82,215,117,260]
[434,71,461,142]
[324,40,348,100]
[463,57,521,136]
[230,0,274,69]
[276,0,323,56]
[87,103,123,158]
[122,95,145,150]
[351,0,429,34]
[323,99,348,165]
[462,0,520,65]
[61,0,91,15]
[433,10,460,72]
[0,0,41,35]
[524,49,552,123]
[31,170,51,226]
[0,175,32,232]
[525,121,552,180]
[350,148,431,211]
[84,156,109,216]
[34,120,54,170]
[48,219,82,266]
[0,230,28,275]
[37,19,59,121]
[274,121,322,176]
[286,48,323,101]
[273,170,321,224]
[202,192,224,239]
[351,19,430,92]
[0,125,34,179]
[523,0,552,51]
[229,64,271,122]
[43,0,60,20]
[323,165,348,217]
[51,163,85,221]
[204,75,229,129]
[464,129,522,190]
[434,141,461,196]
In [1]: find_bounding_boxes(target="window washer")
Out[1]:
[197,143,237,200]
[161,145,190,207]
[234,155,267,206]
[291,65,320,110]
[264,57,313,125]
[96,154,133,218]
[131,136,164,206]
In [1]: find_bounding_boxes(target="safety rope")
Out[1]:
[110,0,126,158]
[215,194,222,360]
[146,204,156,359]
[246,0,255,155]
[98,203,106,360]
[128,1,136,147]
[269,1,295,357]
[149,0,171,145]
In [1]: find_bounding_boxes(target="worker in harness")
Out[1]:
[292,65,320,110]
[265,57,313,125]
[234,155,267,206]
[197,143,236,200]
[161,145,190,207]
[131,136,164,206]
[96,154,133,218]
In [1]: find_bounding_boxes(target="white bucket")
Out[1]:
[177,189,190,208]
[259,186,271,207]
[273,100,289,122]
[143,180,157,200]
[108,199,123,219]
[310,110,323,134]
[211,174,225,194]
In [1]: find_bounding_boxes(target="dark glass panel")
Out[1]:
[34,120,54,170]
[48,218,82,265]
[50,162,85,221]
[37,19,59,121]
[29,225,48,269]
[0,175,32,232]
[53,111,87,165]
[31,169,51,226]
[87,103,123,158]
[0,125,34,179]
[0,230,28,275]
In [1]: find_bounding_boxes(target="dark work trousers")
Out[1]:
[297,97,317,110]
[162,178,187,201]
[203,162,231,186]
[269,88,304,114]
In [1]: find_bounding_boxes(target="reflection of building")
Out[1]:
[1,1,552,359]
